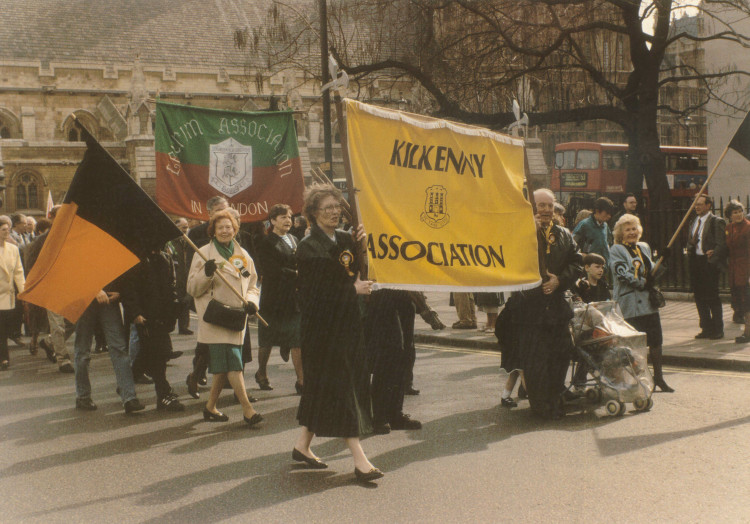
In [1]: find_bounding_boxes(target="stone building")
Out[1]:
[701,4,750,201]
[0,0,361,218]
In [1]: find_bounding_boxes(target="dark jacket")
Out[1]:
[256,232,300,318]
[165,237,190,299]
[726,218,750,287]
[517,224,583,325]
[687,212,727,269]
[573,279,611,303]
[120,252,178,333]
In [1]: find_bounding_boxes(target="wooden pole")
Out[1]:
[182,233,268,327]
[332,94,369,278]
[651,145,730,274]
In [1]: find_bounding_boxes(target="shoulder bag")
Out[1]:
[202,278,247,331]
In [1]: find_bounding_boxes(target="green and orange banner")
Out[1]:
[155,101,304,222]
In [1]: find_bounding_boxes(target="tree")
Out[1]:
[246,0,750,212]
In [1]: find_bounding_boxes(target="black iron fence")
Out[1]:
[643,195,750,292]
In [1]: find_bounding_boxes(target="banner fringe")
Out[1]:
[346,99,525,147]
[371,280,542,293]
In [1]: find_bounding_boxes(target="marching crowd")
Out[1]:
[1,186,749,482]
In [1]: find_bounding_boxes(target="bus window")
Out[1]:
[576,150,600,170]
[602,151,627,170]
[669,153,704,172]
[555,150,576,169]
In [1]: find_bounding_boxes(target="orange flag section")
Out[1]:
[19,203,140,322]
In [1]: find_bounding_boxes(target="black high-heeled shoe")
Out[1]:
[203,408,229,422]
[255,371,273,391]
[654,379,674,393]
[292,448,328,469]
[244,413,263,428]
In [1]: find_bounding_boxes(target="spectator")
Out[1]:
[723,200,750,343]
[573,197,614,266]
[610,193,639,227]
[0,216,25,371]
[687,194,727,340]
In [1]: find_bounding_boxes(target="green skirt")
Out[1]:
[208,344,243,374]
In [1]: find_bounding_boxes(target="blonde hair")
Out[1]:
[613,213,643,244]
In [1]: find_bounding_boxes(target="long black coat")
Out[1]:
[256,232,299,319]
[517,224,583,418]
[295,225,372,438]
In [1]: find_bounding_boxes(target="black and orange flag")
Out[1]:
[19,120,182,321]
[728,110,750,162]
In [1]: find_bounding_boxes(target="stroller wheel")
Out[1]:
[633,398,653,412]
[585,388,602,403]
[605,400,625,416]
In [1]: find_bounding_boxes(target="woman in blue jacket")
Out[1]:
[610,214,673,392]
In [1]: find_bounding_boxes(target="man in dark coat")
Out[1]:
[517,188,583,419]
[121,250,184,411]
[165,218,193,335]
[687,194,727,339]
[365,289,422,434]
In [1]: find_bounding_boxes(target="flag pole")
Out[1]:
[651,145,729,274]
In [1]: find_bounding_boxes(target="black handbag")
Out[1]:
[648,287,666,309]
[203,298,247,331]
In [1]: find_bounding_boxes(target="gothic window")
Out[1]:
[68,127,81,142]
[63,112,98,142]
[15,172,40,209]
[0,124,10,139]
[616,37,625,71]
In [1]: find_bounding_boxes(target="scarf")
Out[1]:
[213,238,235,261]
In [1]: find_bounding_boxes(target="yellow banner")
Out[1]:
[346,99,541,291]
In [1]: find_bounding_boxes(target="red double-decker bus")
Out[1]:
[550,141,707,212]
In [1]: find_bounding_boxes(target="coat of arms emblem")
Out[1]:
[420,185,450,229]
[209,138,253,197]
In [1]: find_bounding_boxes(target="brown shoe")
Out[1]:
[452,320,477,329]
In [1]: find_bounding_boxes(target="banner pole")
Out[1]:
[182,233,268,327]
[332,94,369,279]
[651,145,729,274]
[523,146,547,278]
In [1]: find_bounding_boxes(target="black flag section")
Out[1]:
[728,111,750,162]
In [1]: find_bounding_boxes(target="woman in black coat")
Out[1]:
[255,204,303,392]
[292,186,383,482]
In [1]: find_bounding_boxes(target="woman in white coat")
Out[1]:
[0,216,25,370]
[187,209,262,426]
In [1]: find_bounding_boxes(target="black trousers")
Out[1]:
[689,255,723,334]
[133,326,172,399]
[367,291,415,424]
[177,298,191,333]
[0,309,14,362]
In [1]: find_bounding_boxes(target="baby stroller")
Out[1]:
[567,301,654,416]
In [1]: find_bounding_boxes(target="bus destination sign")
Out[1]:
[561,172,588,188]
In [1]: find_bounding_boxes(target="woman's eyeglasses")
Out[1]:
[320,204,342,214]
